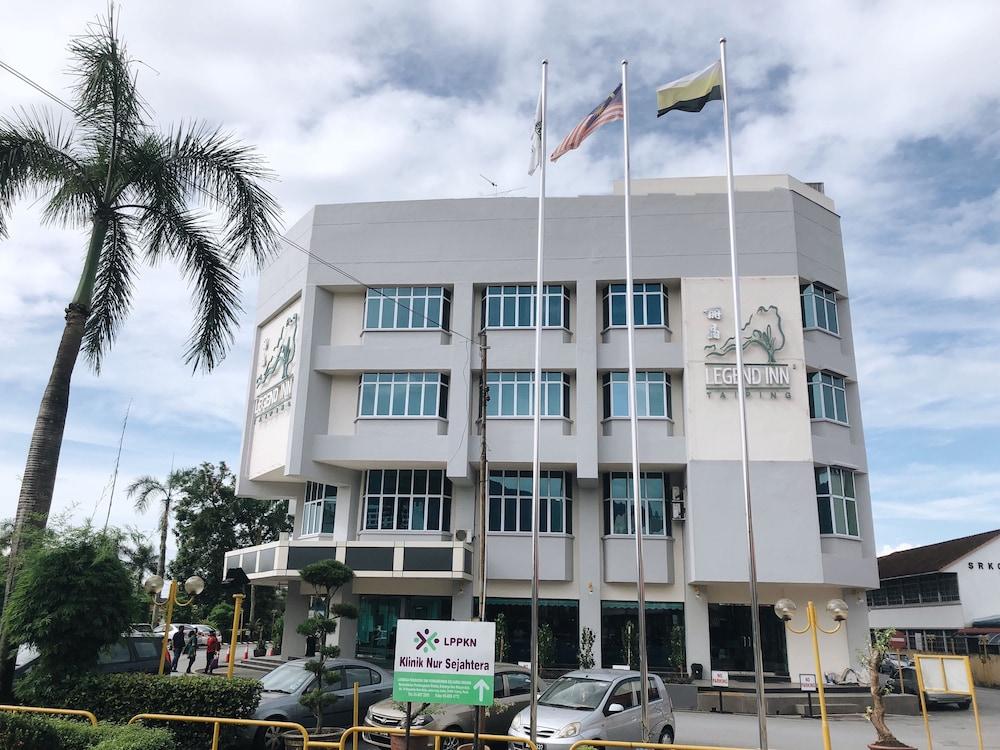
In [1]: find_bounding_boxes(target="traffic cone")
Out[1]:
[242,642,250,661]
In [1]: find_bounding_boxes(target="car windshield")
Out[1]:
[261,663,313,694]
[538,677,611,710]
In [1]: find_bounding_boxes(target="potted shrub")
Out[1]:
[862,628,916,750]
[282,560,358,749]
[578,626,596,669]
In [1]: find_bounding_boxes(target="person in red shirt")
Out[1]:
[204,630,220,675]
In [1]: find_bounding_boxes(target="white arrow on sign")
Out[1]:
[474,679,489,702]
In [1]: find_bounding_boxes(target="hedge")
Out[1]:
[0,712,175,750]
[16,672,261,750]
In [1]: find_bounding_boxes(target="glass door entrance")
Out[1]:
[357,595,452,664]
[708,604,788,675]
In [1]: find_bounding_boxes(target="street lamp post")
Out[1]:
[774,598,849,750]
[143,574,206,675]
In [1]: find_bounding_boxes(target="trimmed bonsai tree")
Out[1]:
[578,626,596,669]
[296,560,358,733]
[861,628,911,750]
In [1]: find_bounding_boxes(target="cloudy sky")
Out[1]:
[1,1,998,560]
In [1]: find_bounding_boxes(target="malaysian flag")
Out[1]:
[550,84,624,162]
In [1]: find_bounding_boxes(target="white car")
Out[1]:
[508,669,676,749]
[153,623,217,646]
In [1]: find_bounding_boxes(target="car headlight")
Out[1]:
[411,715,434,727]
[510,713,524,732]
[554,722,581,738]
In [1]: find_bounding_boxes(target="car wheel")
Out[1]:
[255,722,287,750]
[440,726,464,750]
[659,726,674,746]
[958,701,971,711]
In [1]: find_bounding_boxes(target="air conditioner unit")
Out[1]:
[454,529,469,542]
[671,486,686,521]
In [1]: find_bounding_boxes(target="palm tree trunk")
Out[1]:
[0,302,90,698]
[158,499,169,579]
[0,217,107,699]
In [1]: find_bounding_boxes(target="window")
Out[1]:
[602,372,671,418]
[815,466,858,537]
[486,371,569,418]
[98,642,132,665]
[488,470,573,534]
[365,286,451,330]
[302,482,337,535]
[359,373,449,418]
[808,371,848,424]
[602,472,669,536]
[344,666,379,686]
[801,282,839,334]
[608,678,638,710]
[363,469,452,532]
[505,672,531,696]
[603,283,667,328]
[866,573,960,608]
[482,285,569,329]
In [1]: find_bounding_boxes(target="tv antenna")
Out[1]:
[479,174,525,198]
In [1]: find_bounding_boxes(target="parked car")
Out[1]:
[246,658,391,750]
[15,635,162,678]
[507,669,675,749]
[879,653,913,676]
[886,666,971,710]
[363,663,543,750]
[130,622,154,634]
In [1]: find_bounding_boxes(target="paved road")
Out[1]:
[675,687,999,749]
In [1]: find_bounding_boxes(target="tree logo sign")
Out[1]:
[393,619,496,706]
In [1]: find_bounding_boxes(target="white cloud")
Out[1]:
[878,542,914,557]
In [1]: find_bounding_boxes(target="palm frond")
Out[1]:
[0,107,99,237]
[68,6,147,157]
[139,207,242,371]
[82,211,137,371]
[164,121,281,265]
[127,475,167,514]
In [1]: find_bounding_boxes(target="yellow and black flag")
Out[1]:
[656,60,722,117]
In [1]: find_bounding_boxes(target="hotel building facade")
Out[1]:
[226,175,879,679]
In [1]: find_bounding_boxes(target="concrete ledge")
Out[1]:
[695,691,920,716]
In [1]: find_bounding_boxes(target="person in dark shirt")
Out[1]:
[170,626,186,673]
[183,629,199,674]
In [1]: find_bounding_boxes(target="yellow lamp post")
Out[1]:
[774,597,849,750]
[143,574,206,675]
[226,593,246,679]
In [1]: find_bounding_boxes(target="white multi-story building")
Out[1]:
[227,175,878,679]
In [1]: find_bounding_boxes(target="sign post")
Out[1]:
[711,670,729,714]
[800,673,817,718]
[393,619,496,749]
[913,654,985,750]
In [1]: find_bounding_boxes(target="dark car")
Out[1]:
[15,635,162,678]
[246,657,391,750]
[886,666,971,710]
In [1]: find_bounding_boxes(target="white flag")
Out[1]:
[528,91,542,175]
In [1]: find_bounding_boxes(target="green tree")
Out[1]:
[0,9,280,695]
[4,526,133,682]
[577,626,596,669]
[207,602,235,637]
[169,462,290,616]
[127,469,183,581]
[537,623,554,668]
[296,560,357,732]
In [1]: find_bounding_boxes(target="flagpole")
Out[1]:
[528,58,547,750]
[720,37,769,750]
[620,58,651,743]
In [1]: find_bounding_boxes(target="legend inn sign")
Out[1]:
[254,312,299,421]
[703,304,792,400]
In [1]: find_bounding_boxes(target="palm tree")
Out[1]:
[119,526,158,583]
[127,470,182,581]
[0,10,280,695]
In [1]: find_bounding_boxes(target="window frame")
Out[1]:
[801,282,840,336]
[361,469,453,533]
[815,465,859,538]
[602,472,670,537]
[488,470,573,535]
[485,371,570,419]
[602,282,668,330]
[602,371,672,420]
[482,284,570,330]
[301,482,337,537]
[358,372,450,419]
[364,286,452,331]
[808,371,849,425]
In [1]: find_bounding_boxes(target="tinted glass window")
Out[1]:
[98,642,131,664]
[345,666,374,687]
[505,672,531,696]
[133,640,158,659]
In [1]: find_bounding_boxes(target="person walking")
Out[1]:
[204,630,220,675]
[183,628,199,674]
[170,625,186,673]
